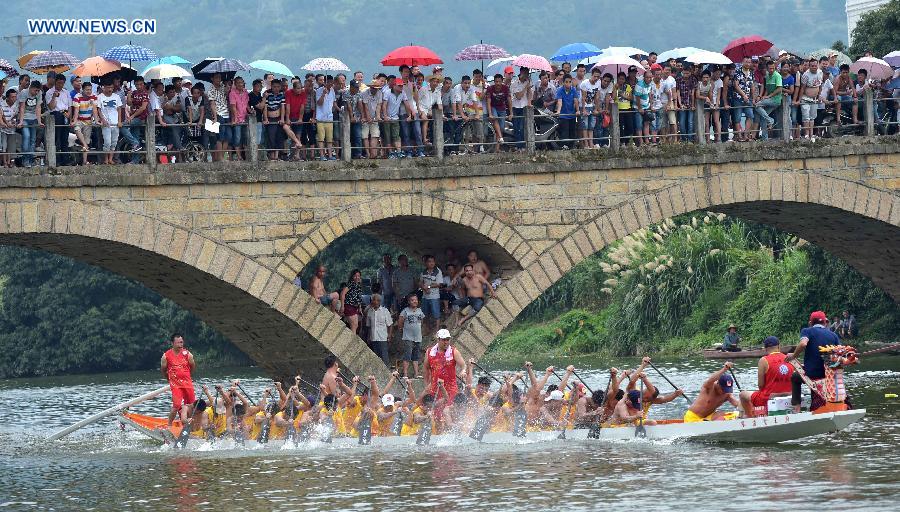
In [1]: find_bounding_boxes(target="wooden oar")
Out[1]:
[571,370,594,393]
[634,379,647,439]
[48,385,169,441]
[557,393,577,440]
[728,368,743,392]
[859,342,900,357]
[587,372,613,439]
[470,360,505,385]
[647,361,692,403]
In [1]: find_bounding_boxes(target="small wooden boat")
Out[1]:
[118,408,865,447]
[702,345,795,359]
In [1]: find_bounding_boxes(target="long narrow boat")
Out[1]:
[118,408,865,447]
[702,345,795,360]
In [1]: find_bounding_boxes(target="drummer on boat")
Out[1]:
[160,333,196,428]
[786,311,841,413]
[424,328,467,401]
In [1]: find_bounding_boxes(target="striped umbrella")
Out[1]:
[102,44,158,62]
[302,57,350,72]
[0,59,17,78]
[455,43,509,61]
[24,50,80,73]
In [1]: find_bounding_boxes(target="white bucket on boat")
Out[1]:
[768,396,792,415]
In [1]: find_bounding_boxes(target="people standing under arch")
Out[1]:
[340,269,365,335]
[308,265,340,314]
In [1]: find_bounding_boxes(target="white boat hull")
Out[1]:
[129,409,865,450]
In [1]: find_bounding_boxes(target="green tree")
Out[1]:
[831,40,847,52]
[849,0,900,57]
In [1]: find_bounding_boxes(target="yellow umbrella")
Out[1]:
[73,56,121,77]
[17,50,45,69]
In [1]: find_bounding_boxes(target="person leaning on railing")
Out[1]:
[1,88,21,168]
[96,82,124,166]
[17,80,43,168]
[70,81,98,165]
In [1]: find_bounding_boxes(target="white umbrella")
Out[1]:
[487,56,516,70]
[302,57,351,72]
[142,64,193,80]
[582,55,644,76]
[685,51,732,65]
[657,47,704,62]
[599,46,648,58]
[850,57,893,80]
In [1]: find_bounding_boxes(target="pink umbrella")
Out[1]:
[512,54,551,72]
[585,55,643,76]
[850,57,893,80]
[722,35,773,63]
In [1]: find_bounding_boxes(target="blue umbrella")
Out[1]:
[886,77,900,91]
[249,59,294,77]
[140,55,191,75]
[102,44,158,62]
[551,42,602,62]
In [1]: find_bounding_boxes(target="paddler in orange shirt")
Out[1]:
[161,333,196,428]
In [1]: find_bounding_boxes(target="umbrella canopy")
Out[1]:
[722,35,773,62]
[192,58,247,81]
[0,71,6,81]
[808,48,851,66]
[17,51,44,69]
[487,56,517,70]
[250,59,294,77]
[657,47,705,62]
[140,56,191,75]
[24,50,80,73]
[455,43,509,61]
[102,44,158,62]
[850,57,893,80]
[381,45,442,67]
[599,46,648,59]
[302,57,351,72]
[551,42,602,62]
[685,51,732,65]
[92,64,138,85]
[582,55,644,76]
[882,50,900,67]
[0,59,17,78]
[512,54,552,72]
[73,56,121,78]
[143,64,193,81]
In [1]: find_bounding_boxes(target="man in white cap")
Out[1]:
[423,328,466,401]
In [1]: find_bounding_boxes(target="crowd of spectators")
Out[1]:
[1,50,898,168]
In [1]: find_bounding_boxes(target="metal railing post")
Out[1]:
[44,112,56,169]
[146,115,156,170]
[248,116,259,163]
[610,102,620,150]
[864,89,875,137]
[695,102,706,145]
[433,106,444,161]
[525,105,535,155]
[781,95,791,142]
[341,109,351,162]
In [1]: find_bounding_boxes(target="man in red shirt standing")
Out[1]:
[738,336,793,417]
[423,328,466,401]
[161,333,196,427]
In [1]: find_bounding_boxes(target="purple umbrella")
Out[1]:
[455,43,510,61]
[24,50,80,72]
[0,58,17,77]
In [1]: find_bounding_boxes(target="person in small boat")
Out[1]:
[609,390,653,425]
[684,362,740,422]
[738,336,794,417]
[721,324,742,352]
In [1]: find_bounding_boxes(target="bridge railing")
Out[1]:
[0,90,895,170]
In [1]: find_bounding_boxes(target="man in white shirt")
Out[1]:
[365,294,393,365]
[579,67,603,148]
[509,68,533,150]
[45,74,72,164]
[418,75,442,148]
[315,75,337,160]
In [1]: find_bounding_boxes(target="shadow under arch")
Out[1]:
[453,170,900,360]
[0,199,390,381]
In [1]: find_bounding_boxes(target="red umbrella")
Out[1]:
[722,35,773,63]
[380,45,443,67]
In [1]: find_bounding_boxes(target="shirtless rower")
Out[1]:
[308,265,340,313]
[321,355,341,396]
[609,390,654,425]
[161,334,196,428]
[523,362,557,421]
[684,362,740,422]
[738,336,793,417]
[454,263,496,326]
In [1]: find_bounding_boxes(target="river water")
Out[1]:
[1,356,898,511]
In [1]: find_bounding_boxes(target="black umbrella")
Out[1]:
[91,64,138,85]
[192,57,250,82]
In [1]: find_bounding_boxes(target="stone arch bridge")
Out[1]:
[2,138,899,381]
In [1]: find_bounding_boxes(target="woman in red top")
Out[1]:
[423,329,467,401]
[161,333,196,427]
[739,336,793,417]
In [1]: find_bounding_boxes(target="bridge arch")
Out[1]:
[455,170,900,360]
[0,199,388,381]
[275,193,541,281]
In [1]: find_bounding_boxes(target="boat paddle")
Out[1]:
[286,376,301,445]
[728,368,743,392]
[557,391,577,440]
[175,388,201,449]
[647,361,693,404]
[587,371,613,439]
[634,379,647,439]
[416,413,434,446]
[470,360,505,385]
